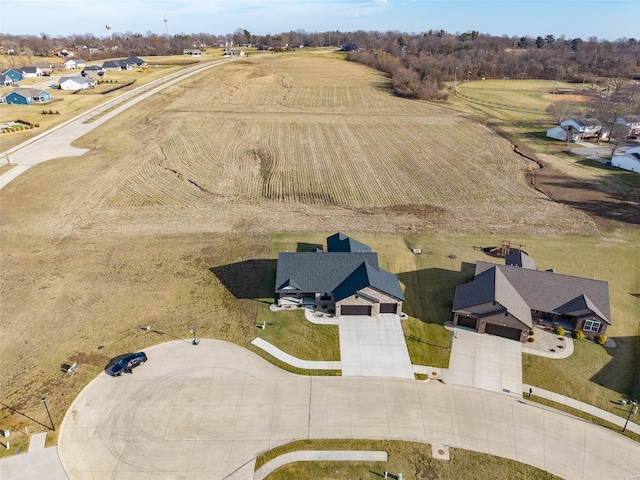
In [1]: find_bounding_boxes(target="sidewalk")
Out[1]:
[251,337,341,370]
[254,450,387,480]
[524,384,640,435]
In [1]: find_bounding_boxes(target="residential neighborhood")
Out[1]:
[0,7,639,480]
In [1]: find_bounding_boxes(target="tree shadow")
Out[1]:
[590,335,640,400]
[296,242,323,252]
[397,262,475,324]
[209,259,277,301]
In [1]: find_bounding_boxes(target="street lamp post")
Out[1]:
[453,66,457,91]
[41,397,54,431]
[466,71,471,96]
[623,400,638,432]
[189,324,199,345]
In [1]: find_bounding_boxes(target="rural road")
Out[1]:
[58,339,640,480]
[0,57,238,191]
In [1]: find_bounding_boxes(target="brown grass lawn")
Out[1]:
[0,53,639,460]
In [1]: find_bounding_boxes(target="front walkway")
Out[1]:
[443,327,523,395]
[338,314,414,379]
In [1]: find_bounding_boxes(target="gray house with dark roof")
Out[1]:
[452,256,610,342]
[275,233,404,316]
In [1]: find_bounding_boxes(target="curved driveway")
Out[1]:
[59,340,640,480]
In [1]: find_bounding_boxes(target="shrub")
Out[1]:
[595,334,607,345]
[553,326,565,336]
[327,308,335,314]
[527,337,535,342]
[529,329,535,336]
[572,330,585,340]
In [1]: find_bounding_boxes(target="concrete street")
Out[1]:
[57,339,640,480]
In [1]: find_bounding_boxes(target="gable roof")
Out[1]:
[505,251,536,270]
[275,234,403,303]
[327,232,372,253]
[275,251,379,293]
[59,76,92,85]
[333,261,404,302]
[10,87,49,98]
[474,261,610,324]
[453,266,532,327]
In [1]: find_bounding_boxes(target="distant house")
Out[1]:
[275,233,404,316]
[59,76,96,91]
[4,87,53,105]
[20,66,42,78]
[81,65,106,79]
[610,146,640,173]
[222,48,245,57]
[452,254,611,342]
[74,59,86,69]
[561,118,602,138]
[36,61,54,74]
[63,59,77,70]
[2,69,23,82]
[546,117,602,142]
[102,60,123,71]
[616,115,640,136]
[183,49,202,57]
[124,56,146,66]
[0,73,14,87]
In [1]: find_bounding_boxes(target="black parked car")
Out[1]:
[107,352,147,376]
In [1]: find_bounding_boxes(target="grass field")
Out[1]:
[0,52,639,464]
[255,439,560,479]
[458,78,590,112]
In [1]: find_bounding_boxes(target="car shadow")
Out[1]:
[104,353,134,374]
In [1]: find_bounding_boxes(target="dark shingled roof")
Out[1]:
[275,252,379,294]
[453,266,532,328]
[327,232,372,253]
[333,261,405,302]
[474,261,610,324]
[505,251,536,270]
[275,233,403,302]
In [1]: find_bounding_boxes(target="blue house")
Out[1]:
[2,69,23,82]
[5,88,53,105]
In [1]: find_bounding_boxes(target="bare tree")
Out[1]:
[547,101,578,124]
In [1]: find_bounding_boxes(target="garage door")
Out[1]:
[380,303,397,314]
[457,316,477,330]
[341,305,372,316]
[484,323,522,341]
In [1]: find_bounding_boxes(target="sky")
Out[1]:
[1,0,637,41]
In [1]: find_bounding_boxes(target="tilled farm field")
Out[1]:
[1,55,595,238]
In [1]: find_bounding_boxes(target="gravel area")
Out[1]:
[522,325,574,359]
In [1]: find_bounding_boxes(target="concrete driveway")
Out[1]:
[444,327,523,396]
[338,314,414,379]
[57,339,640,480]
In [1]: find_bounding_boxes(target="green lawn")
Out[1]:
[253,231,639,419]
[256,439,559,479]
[458,79,582,111]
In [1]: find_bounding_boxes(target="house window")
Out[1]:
[583,318,601,332]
